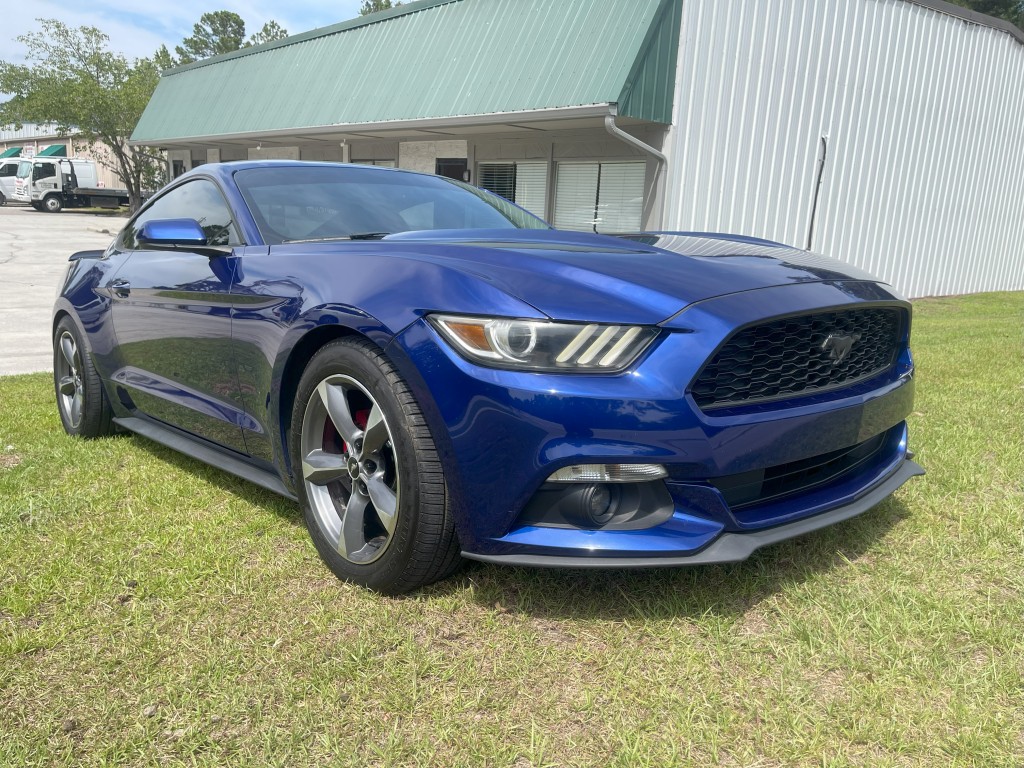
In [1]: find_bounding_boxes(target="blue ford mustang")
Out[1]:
[53,161,923,592]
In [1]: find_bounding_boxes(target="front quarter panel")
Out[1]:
[53,248,128,385]
[229,243,545,471]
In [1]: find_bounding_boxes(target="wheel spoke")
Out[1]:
[58,375,77,396]
[302,449,349,486]
[366,474,398,533]
[317,380,360,446]
[60,335,77,373]
[70,392,83,426]
[340,491,369,557]
[361,404,389,457]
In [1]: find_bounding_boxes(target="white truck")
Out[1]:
[13,157,130,212]
[0,158,20,205]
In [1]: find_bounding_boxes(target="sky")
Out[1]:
[0,1,368,62]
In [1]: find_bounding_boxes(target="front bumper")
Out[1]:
[463,457,923,567]
[389,280,919,563]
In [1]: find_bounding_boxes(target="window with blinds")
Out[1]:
[553,161,646,233]
[477,161,548,219]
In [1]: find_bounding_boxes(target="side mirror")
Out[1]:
[137,218,208,248]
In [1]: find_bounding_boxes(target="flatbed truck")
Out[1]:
[13,157,130,212]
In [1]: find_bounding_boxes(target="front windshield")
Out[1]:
[16,161,31,179]
[234,165,549,246]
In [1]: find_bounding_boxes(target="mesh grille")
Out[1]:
[692,308,903,410]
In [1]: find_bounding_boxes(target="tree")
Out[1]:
[175,11,246,64]
[153,44,176,72]
[947,0,1023,26]
[0,19,164,211]
[162,14,289,69]
[360,1,403,15]
[247,20,290,47]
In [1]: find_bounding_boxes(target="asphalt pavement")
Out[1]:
[0,204,120,375]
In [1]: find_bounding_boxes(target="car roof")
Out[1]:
[175,159,425,185]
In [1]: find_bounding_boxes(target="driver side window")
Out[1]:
[121,179,242,250]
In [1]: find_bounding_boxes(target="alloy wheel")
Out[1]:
[56,331,84,429]
[299,374,400,564]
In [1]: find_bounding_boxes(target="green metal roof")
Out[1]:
[0,147,21,158]
[36,144,67,157]
[132,0,680,144]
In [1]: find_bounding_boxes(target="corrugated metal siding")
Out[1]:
[663,0,1024,298]
[618,0,683,124]
[133,0,671,143]
[0,123,62,140]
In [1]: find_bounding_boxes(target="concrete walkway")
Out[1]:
[0,205,120,375]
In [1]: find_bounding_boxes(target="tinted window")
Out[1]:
[0,163,17,178]
[234,165,548,246]
[121,179,241,249]
[32,164,56,181]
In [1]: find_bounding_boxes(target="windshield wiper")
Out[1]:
[282,232,391,244]
[347,232,391,240]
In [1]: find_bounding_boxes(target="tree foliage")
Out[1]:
[947,0,1023,26]
[248,20,290,47]
[0,19,163,211]
[360,1,403,15]
[175,11,246,64]
[164,12,289,68]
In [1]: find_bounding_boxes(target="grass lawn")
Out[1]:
[1,292,1021,767]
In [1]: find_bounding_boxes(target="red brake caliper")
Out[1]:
[323,409,371,454]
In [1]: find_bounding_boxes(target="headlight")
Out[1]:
[429,314,659,372]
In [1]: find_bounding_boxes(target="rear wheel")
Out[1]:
[290,338,460,593]
[53,316,114,438]
[43,195,63,213]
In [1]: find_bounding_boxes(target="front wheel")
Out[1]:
[53,316,114,438]
[43,195,63,213]
[290,338,460,593]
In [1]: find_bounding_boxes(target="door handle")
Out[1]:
[109,278,131,298]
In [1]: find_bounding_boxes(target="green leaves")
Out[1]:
[0,18,161,210]
[174,11,247,65]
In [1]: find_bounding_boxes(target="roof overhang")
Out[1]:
[131,104,656,150]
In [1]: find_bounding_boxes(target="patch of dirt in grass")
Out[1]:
[529,616,577,648]
[737,608,772,636]
[0,451,22,469]
[804,668,848,707]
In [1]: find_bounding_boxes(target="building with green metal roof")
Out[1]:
[132,0,1024,298]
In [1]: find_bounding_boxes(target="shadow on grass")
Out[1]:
[436,497,913,622]
[128,434,300,527]
[126,430,912,622]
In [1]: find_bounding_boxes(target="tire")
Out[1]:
[43,195,63,213]
[290,337,461,593]
[30,202,43,211]
[0,192,6,206]
[53,316,115,438]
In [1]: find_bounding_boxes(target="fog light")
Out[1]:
[579,484,616,526]
[548,463,667,483]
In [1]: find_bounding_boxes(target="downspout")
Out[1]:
[604,105,667,230]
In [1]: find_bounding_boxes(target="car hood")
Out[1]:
[380,229,885,325]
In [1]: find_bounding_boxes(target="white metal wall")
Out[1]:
[662,0,1024,298]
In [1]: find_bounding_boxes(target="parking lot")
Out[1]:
[0,205,120,375]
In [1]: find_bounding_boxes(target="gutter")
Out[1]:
[604,106,666,229]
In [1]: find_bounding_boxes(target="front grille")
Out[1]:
[692,307,902,410]
[711,429,891,512]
